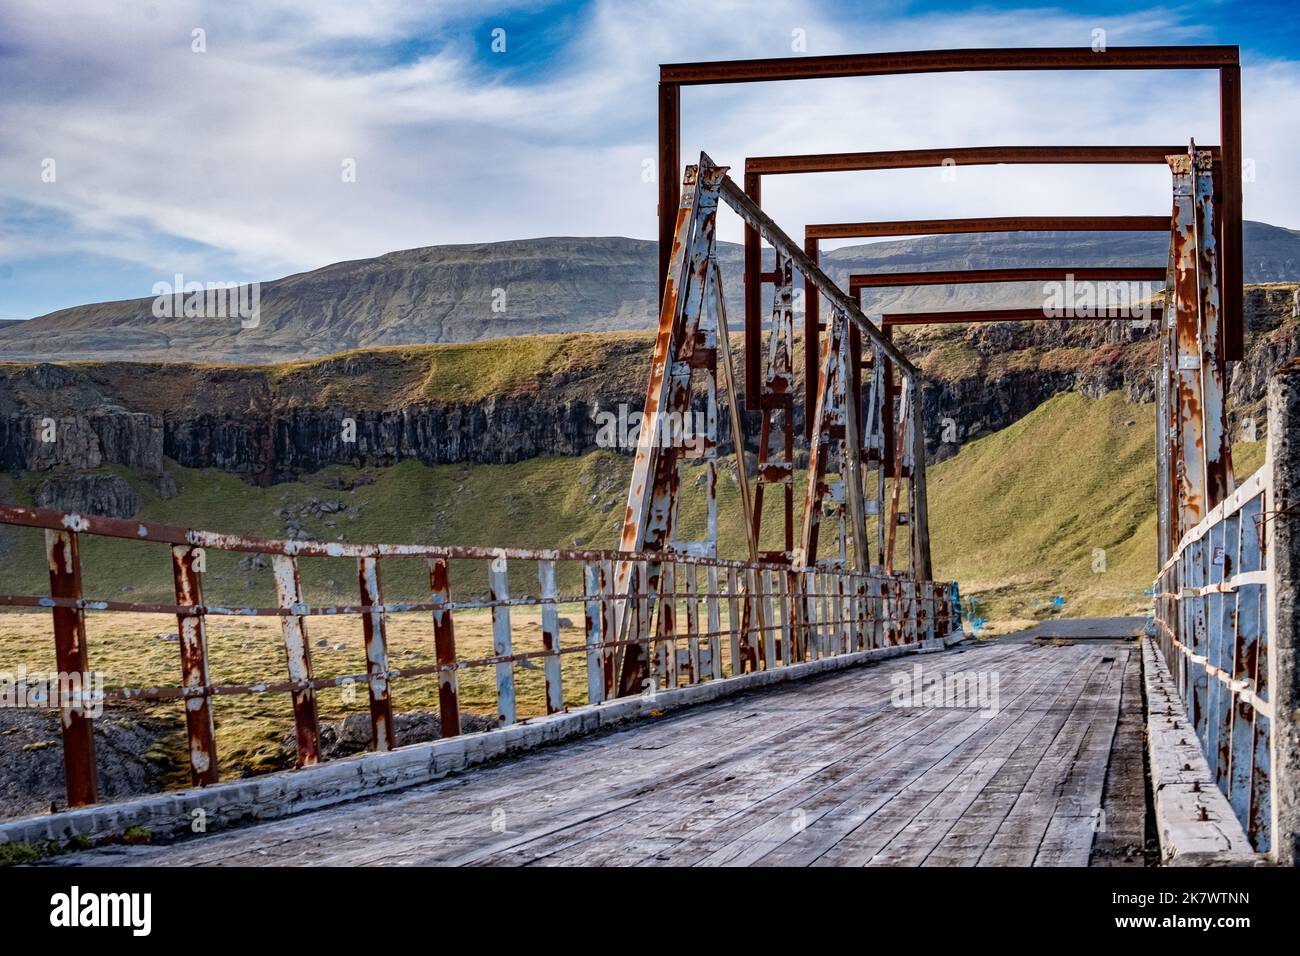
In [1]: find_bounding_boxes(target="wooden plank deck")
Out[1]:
[58,640,1141,867]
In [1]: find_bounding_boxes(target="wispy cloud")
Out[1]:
[0,0,1296,318]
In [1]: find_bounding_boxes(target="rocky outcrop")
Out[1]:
[33,474,141,518]
[0,413,163,473]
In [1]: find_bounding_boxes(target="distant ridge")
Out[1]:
[1,221,1297,364]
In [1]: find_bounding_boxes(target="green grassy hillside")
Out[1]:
[0,389,1266,622]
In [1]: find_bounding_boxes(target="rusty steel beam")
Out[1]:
[1169,152,1206,536]
[807,215,1170,240]
[1193,148,1232,508]
[172,544,218,785]
[661,46,1238,85]
[0,502,871,570]
[747,144,1219,175]
[657,82,681,295]
[849,267,1168,288]
[878,307,1166,326]
[743,169,762,406]
[713,163,918,376]
[1220,65,1243,360]
[909,380,934,581]
[804,235,821,437]
[45,529,99,807]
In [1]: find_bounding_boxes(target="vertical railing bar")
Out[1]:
[818,569,832,656]
[600,558,617,698]
[685,563,700,685]
[777,569,792,666]
[635,559,654,693]
[539,558,563,716]
[761,569,777,669]
[726,566,742,676]
[45,529,99,807]
[357,555,395,752]
[172,543,218,785]
[272,553,321,767]
[656,560,677,689]
[798,569,812,661]
[745,567,763,669]
[705,563,722,680]
[1217,507,1243,794]
[1248,494,1272,849]
[584,560,605,705]
[489,556,516,726]
[839,573,852,655]
[429,557,461,739]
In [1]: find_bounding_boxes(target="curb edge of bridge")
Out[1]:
[1141,639,1266,866]
[1,638,952,851]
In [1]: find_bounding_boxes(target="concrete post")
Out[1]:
[1266,358,1300,865]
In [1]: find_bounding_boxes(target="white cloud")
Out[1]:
[0,0,1296,306]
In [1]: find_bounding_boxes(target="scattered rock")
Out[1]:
[0,705,180,822]
[237,553,270,572]
[146,470,178,500]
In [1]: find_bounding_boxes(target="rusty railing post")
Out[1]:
[428,557,461,739]
[45,528,99,807]
[357,556,395,752]
[172,544,218,785]
[272,554,321,767]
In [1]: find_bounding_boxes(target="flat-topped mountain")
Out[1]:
[2,222,1297,363]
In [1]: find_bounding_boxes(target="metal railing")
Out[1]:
[0,502,960,809]
[1152,467,1271,851]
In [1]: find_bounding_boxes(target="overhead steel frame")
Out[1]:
[738,154,1199,564]
[818,145,1230,555]
[656,47,1245,403]
[645,47,1241,691]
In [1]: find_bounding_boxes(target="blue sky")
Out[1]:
[0,0,1297,319]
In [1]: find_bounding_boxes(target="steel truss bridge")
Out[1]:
[1,45,1295,867]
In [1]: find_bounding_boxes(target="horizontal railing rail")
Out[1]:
[1152,467,1272,851]
[0,502,960,810]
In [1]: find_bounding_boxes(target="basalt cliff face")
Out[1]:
[1,285,1296,518]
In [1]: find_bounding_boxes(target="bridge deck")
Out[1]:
[60,640,1144,867]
